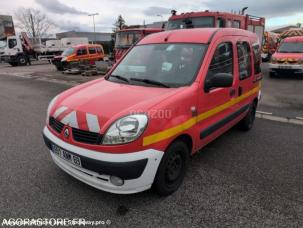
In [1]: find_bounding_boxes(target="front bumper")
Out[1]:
[269,63,303,72]
[0,55,13,63]
[43,127,164,194]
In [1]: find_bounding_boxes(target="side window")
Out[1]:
[226,20,232,27]
[237,42,252,80]
[233,20,241,28]
[206,42,233,84]
[96,47,103,54]
[8,39,17,48]
[252,43,262,74]
[89,47,96,54]
[77,48,87,56]
[216,18,225,28]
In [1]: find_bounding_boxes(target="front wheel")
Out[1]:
[153,140,189,196]
[238,101,257,131]
[17,55,28,66]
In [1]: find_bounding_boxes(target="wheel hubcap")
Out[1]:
[165,151,183,183]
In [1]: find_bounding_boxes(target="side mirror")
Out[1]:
[204,73,233,92]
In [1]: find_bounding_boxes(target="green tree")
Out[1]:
[113,15,126,32]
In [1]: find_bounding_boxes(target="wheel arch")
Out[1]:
[166,134,193,155]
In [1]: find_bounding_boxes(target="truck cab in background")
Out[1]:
[1,34,29,66]
[166,9,265,45]
[114,28,164,62]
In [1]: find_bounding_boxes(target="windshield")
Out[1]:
[108,43,207,88]
[115,31,142,48]
[62,47,75,56]
[278,42,303,53]
[0,40,6,48]
[167,17,214,30]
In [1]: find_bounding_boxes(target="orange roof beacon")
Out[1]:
[269,36,303,77]
[43,28,262,196]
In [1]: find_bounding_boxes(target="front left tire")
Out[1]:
[153,140,189,196]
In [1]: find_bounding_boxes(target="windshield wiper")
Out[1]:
[130,78,170,88]
[109,74,130,83]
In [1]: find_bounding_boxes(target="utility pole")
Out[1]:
[88,13,99,44]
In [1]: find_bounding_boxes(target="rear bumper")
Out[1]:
[269,63,303,72]
[43,126,164,194]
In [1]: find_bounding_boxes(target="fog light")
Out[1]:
[110,176,124,186]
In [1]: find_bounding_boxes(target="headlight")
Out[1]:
[102,114,148,145]
[271,57,277,63]
[46,95,58,123]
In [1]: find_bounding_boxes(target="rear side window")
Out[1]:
[89,47,96,54]
[252,43,262,74]
[237,42,252,80]
[206,42,233,81]
[77,48,87,56]
[96,47,103,54]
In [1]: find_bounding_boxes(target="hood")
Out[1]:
[52,79,184,133]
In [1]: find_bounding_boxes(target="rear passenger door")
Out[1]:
[88,46,97,60]
[76,47,88,61]
[197,39,237,148]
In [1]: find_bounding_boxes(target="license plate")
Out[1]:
[51,144,82,167]
[278,65,291,69]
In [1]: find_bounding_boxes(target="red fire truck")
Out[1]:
[114,28,164,61]
[167,9,265,44]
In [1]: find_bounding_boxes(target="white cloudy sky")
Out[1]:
[1,0,303,34]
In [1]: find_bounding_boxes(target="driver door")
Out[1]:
[196,38,238,149]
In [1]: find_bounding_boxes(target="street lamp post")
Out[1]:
[88,13,99,44]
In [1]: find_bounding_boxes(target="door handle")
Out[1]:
[238,87,243,96]
[229,88,236,97]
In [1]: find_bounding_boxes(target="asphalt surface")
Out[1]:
[0,74,303,227]
[259,63,303,118]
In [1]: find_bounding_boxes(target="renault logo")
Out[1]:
[64,128,70,138]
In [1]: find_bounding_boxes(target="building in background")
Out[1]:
[0,15,15,40]
[56,31,114,54]
[145,21,167,29]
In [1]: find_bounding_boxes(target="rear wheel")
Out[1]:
[238,101,257,131]
[153,140,189,196]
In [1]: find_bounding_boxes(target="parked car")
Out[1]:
[269,36,303,77]
[52,44,105,71]
[43,28,262,196]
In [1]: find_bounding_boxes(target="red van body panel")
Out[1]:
[43,28,261,194]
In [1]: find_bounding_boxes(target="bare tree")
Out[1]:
[15,8,53,38]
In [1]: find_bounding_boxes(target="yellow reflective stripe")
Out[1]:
[143,85,260,146]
